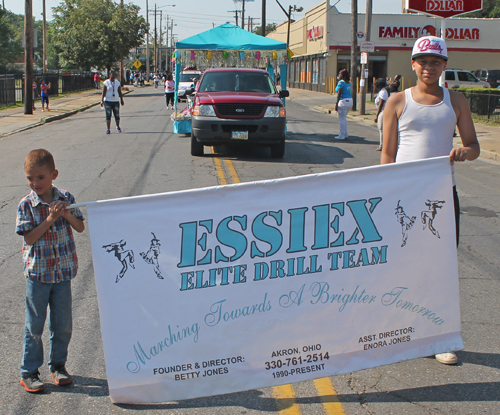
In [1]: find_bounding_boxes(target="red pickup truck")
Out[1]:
[189,68,289,158]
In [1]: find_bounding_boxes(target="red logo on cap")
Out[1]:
[417,38,443,54]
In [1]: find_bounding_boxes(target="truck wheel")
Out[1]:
[270,137,285,159]
[191,131,204,156]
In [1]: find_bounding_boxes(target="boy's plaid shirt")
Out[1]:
[16,187,84,283]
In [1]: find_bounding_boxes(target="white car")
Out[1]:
[178,70,202,101]
[445,69,490,89]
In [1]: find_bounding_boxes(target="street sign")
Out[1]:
[360,41,375,52]
[133,59,142,69]
[406,0,482,18]
[357,31,364,39]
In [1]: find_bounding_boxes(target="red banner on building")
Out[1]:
[406,0,482,18]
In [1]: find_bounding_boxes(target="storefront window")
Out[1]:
[312,59,319,84]
[306,60,311,83]
[300,60,306,83]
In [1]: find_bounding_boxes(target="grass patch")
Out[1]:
[472,114,500,127]
[0,102,24,111]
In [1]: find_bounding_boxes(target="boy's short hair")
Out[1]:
[24,149,56,172]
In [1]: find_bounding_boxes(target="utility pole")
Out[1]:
[146,0,150,79]
[359,0,372,115]
[119,0,124,84]
[158,11,162,72]
[154,4,157,72]
[241,0,245,29]
[275,1,303,49]
[350,0,358,111]
[166,16,169,72]
[228,10,239,26]
[24,0,33,115]
[261,0,266,36]
[42,0,47,72]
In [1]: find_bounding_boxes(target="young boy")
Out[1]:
[16,149,85,393]
[40,80,51,112]
[381,36,480,365]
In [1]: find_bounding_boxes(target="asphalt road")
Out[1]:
[0,87,498,415]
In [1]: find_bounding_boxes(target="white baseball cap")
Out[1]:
[411,36,448,61]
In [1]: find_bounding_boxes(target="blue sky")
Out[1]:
[5,0,401,42]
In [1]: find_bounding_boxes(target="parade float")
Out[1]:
[171,23,289,134]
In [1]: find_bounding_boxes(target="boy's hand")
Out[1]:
[48,201,65,221]
[49,200,74,221]
[449,147,469,163]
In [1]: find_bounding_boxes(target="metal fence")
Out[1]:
[458,89,500,124]
[0,72,95,108]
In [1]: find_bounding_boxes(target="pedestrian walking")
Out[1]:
[334,69,353,140]
[381,35,480,365]
[165,73,175,110]
[94,72,101,89]
[154,73,160,90]
[101,70,125,134]
[16,149,85,393]
[40,80,51,112]
[374,78,389,151]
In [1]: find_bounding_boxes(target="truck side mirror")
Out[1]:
[279,89,290,98]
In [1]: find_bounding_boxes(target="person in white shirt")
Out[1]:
[374,78,389,151]
[381,36,480,366]
[100,70,125,134]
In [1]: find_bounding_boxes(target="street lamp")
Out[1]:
[274,1,303,49]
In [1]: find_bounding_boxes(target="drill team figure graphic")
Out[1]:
[102,240,135,283]
[140,232,164,279]
[421,199,446,238]
[395,200,416,247]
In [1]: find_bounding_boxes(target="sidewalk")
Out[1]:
[0,86,134,138]
[288,87,500,162]
[1,86,498,162]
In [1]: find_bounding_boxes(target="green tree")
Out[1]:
[0,9,23,72]
[463,0,500,17]
[253,23,278,36]
[51,0,147,70]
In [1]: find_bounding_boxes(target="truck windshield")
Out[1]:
[180,73,201,82]
[199,72,275,93]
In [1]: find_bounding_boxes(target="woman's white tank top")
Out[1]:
[396,87,456,164]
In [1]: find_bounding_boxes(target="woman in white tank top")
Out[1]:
[380,36,480,366]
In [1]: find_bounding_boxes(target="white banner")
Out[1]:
[87,157,463,404]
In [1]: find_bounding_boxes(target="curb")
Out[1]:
[0,102,100,138]
[0,90,132,138]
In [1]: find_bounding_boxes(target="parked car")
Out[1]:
[445,69,490,89]
[472,69,500,89]
[178,70,202,101]
[189,68,289,158]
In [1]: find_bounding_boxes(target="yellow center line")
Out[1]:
[273,384,302,415]
[224,158,240,184]
[210,149,344,415]
[211,147,227,185]
[314,377,345,415]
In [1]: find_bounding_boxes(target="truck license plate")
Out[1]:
[232,131,248,140]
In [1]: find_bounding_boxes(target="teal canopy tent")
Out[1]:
[176,22,288,52]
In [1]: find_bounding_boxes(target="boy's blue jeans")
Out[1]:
[21,279,72,377]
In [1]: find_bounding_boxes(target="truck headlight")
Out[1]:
[264,106,286,117]
[193,104,216,117]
